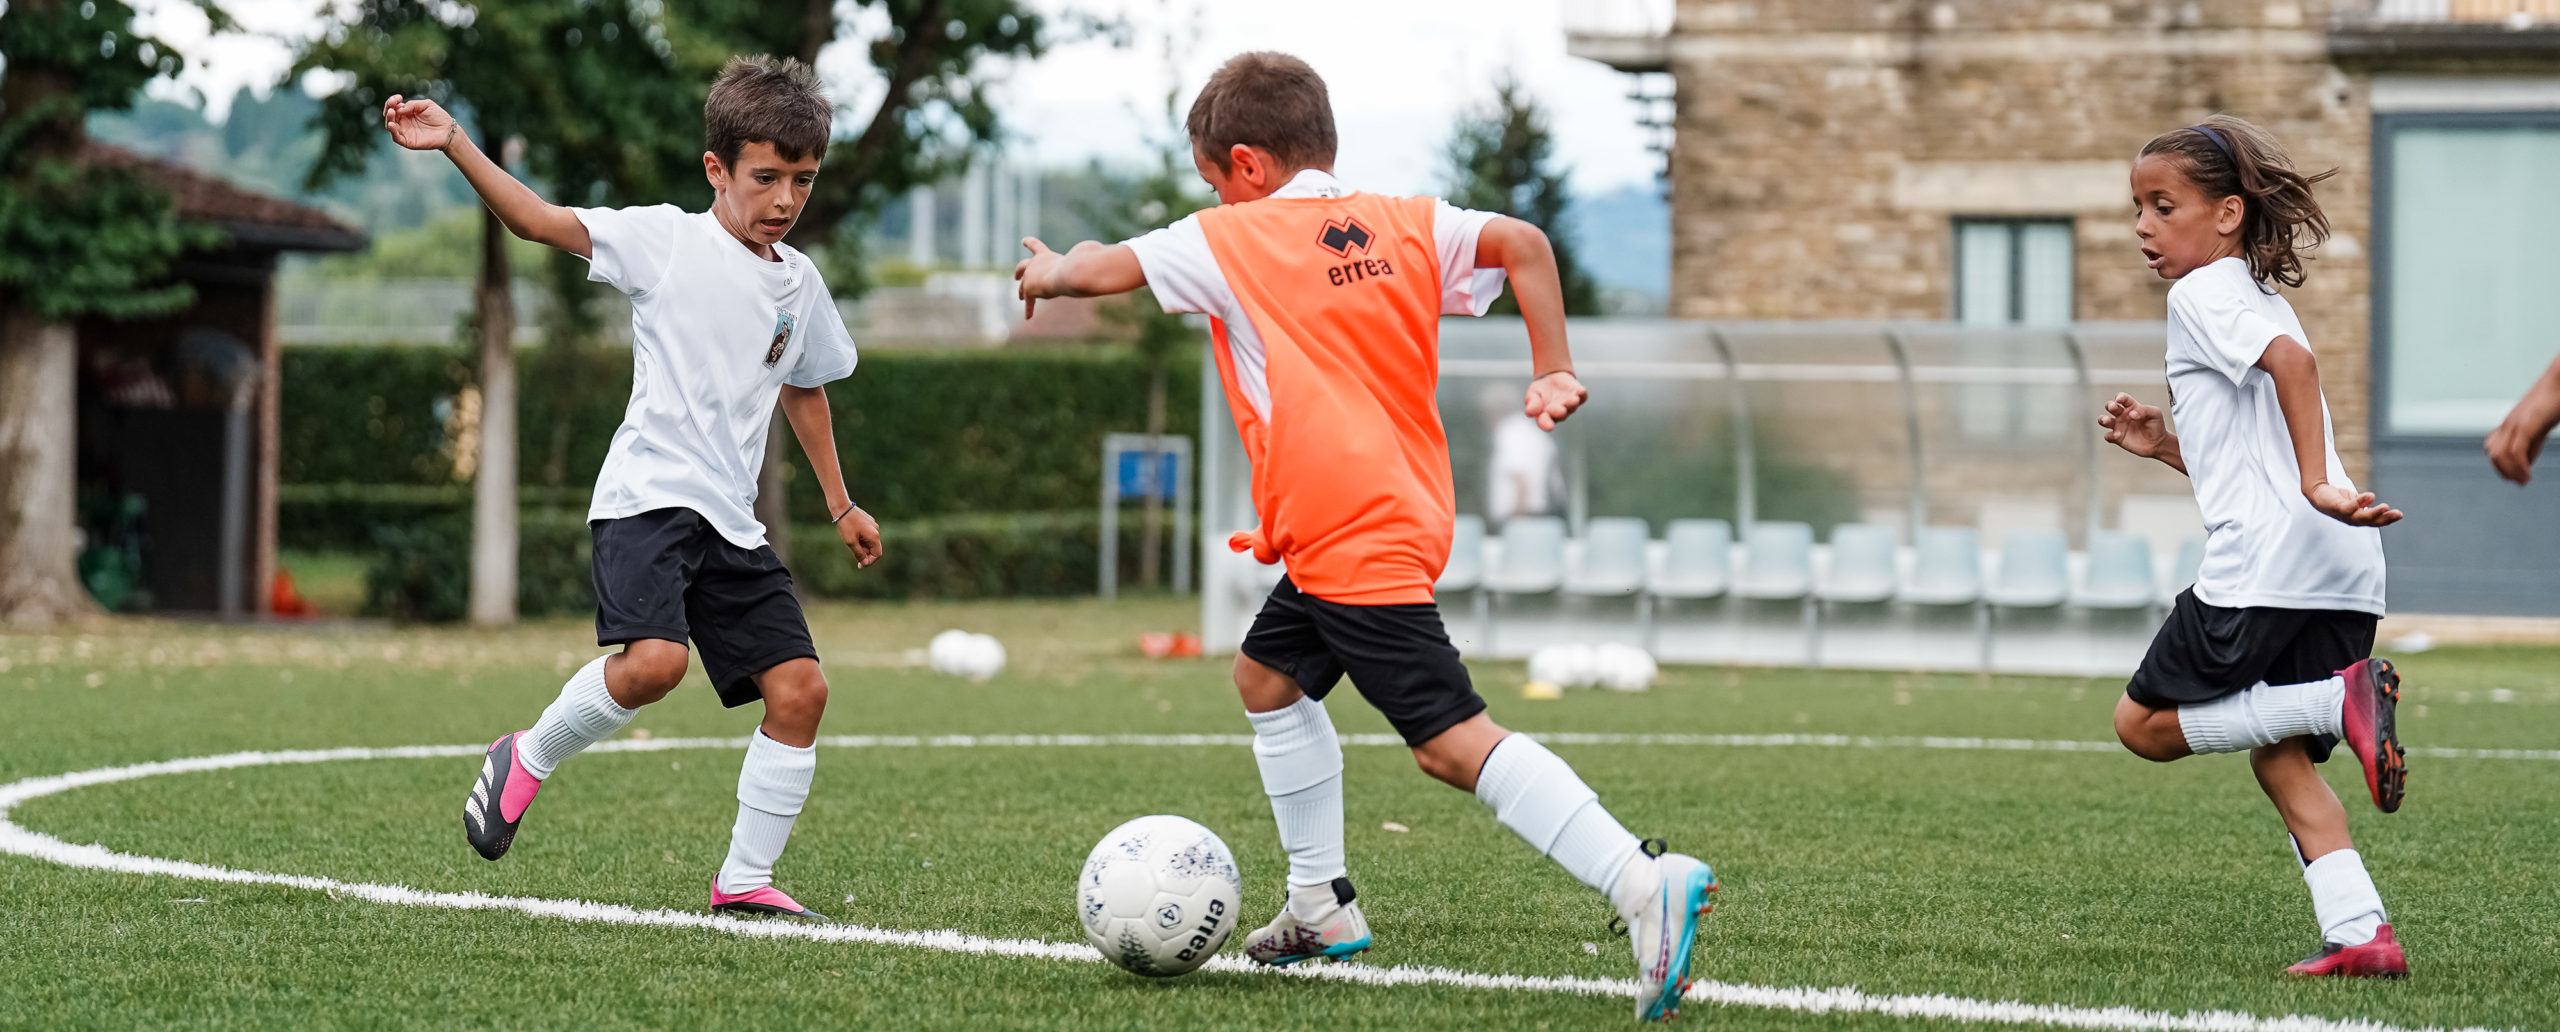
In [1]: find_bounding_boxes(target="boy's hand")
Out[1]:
[2485,388,2559,485]
[382,95,461,153]
[2306,482,2404,528]
[837,506,883,568]
[1014,237,1060,319]
[2099,393,2170,458]
[1525,371,1587,431]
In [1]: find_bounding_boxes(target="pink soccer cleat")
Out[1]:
[2286,923,2409,979]
[462,732,543,861]
[709,875,832,923]
[2339,659,2406,813]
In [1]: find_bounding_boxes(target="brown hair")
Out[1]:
[1184,52,1337,173]
[705,55,832,167]
[2138,114,2335,289]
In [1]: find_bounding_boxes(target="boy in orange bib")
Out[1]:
[1016,52,1715,1023]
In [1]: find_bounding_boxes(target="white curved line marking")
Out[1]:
[0,738,2521,1032]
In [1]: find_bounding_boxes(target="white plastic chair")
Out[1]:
[1649,519,1732,600]
[1899,527,1983,606]
[1483,516,1567,654]
[1739,520,1817,664]
[1737,521,1815,600]
[1985,529,2070,609]
[1816,523,1899,604]
[1437,514,1487,593]
[1563,518,1649,597]
[2073,531,2159,611]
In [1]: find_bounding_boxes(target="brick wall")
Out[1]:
[1666,0,2376,474]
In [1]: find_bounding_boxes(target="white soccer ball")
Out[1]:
[928,630,1006,680]
[927,629,971,673]
[1593,643,1658,692]
[1076,815,1243,977]
[1529,643,1599,689]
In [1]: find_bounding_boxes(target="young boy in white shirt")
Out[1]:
[2102,115,2409,977]
[382,55,881,922]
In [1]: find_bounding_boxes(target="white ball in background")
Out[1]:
[928,629,971,675]
[963,633,1007,680]
[1527,644,1575,687]
[1594,643,1658,692]
[1557,643,1601,688]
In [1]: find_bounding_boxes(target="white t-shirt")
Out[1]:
[1122,169,1508,420]
[574,205,859,548]
[2164,256,2384,614]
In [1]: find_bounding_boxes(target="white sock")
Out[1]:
[518,656,635,779]
[717,730,816,895]
[1474,735,1645,898]
[1247,696,1347,892]
[2303,848,2386,946]
[2177,676,2344,754]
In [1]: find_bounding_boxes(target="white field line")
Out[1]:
[0,739,2528,1032]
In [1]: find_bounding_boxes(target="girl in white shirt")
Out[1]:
[2098,114,2411,979]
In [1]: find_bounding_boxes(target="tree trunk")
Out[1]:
[469,204,520,626]
[1137,363,1166,590]
[0,307,98,627]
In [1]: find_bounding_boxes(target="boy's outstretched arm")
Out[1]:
[2486,350,2560,485]
[1014,238,1147,318]
[779,385,881,567]
[2099,393,2186,476]
[382,95,592,258]
[1474,216,1588,431]
[2258,337,2402,527]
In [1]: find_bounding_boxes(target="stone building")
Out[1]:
[1572,0,2560,614]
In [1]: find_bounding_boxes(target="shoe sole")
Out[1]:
[1264,936,1372,967]
[710,901,832,923]
[1641,865,1718,1023]
[2368,660,2405,814]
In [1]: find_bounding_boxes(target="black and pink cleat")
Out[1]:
[463,731,543,861]
[2339,659,2406,813]
[2287,924,2409,979]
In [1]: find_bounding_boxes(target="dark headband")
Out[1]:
[2188,124,2235,163]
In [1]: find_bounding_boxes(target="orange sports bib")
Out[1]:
[1197,192,1452,605]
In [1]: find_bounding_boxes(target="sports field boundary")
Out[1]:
[0,738,2528,1032]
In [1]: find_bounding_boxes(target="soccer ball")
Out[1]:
[1075,815,1243,977]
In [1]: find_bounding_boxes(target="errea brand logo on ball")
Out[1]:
[1155,902,1183,928]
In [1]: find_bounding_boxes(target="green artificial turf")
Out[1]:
[2,598,2554,1031]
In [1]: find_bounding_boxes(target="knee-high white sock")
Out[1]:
[2177,676,2344,754]
[1474,735,1645,898]
[518,656,635,779]
[1247,696,1346,891]
[2303,848,2386,947]
[717,730,817,895]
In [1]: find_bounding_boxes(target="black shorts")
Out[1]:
[2126,588,2378,762]
[1240,576,1488,747]
[591,507,816,708]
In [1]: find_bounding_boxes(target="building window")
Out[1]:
[1953,218,2075,441]
[2378,116,2560,436]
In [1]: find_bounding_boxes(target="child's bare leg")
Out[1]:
[2113,695,2192,761]
[718,659,824,896]
[2252,737,2388,948]
[2250,737,2350,860]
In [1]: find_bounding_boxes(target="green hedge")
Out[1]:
[281,344,1204,523]
[356,508,1163,623]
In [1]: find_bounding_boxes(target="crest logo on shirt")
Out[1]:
[1315,217,1374,258]
[765,309,795,367]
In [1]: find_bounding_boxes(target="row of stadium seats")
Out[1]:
[1241,515,2206,664]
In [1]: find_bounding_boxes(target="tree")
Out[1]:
[0,0,216,626]
[295,0,720,625]
[1444,73,1600,316]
